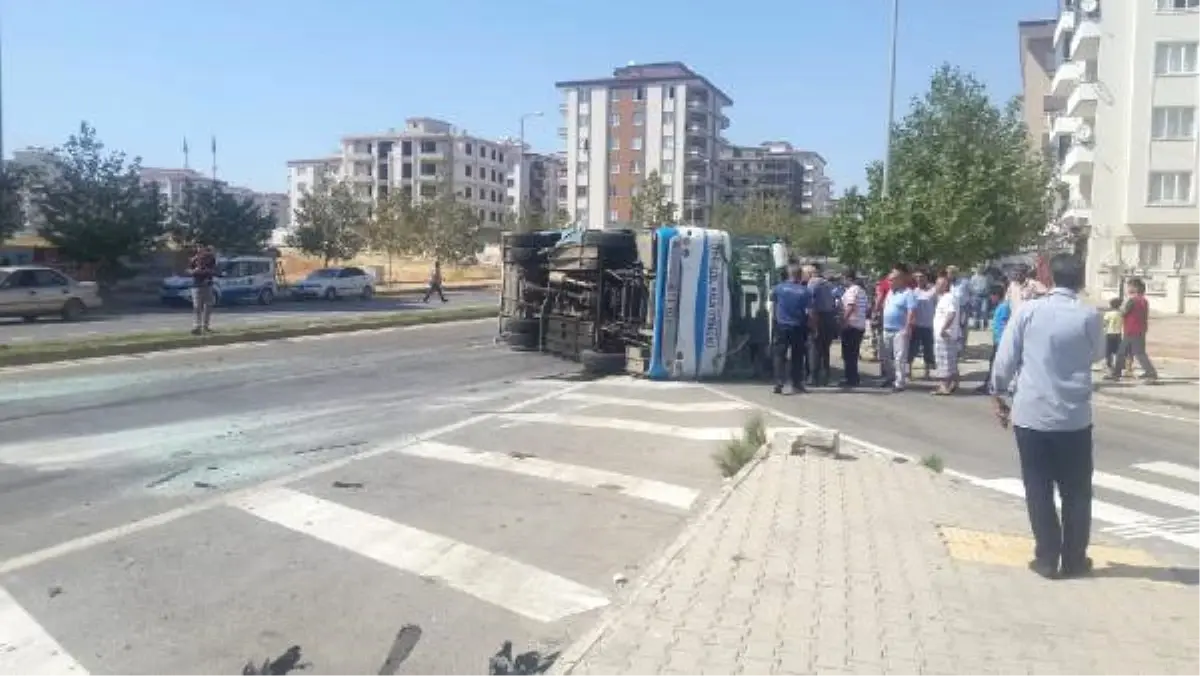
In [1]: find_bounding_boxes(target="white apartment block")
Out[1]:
[556,62,732,229]
[1047,0,1199,313]
[506,151,564,220]
[286,117,517,233]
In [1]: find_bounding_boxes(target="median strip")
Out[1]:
[0,305,497,367]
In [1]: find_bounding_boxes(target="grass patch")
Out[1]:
[0,305,496,366]
[920,453,945,474]
[713,413,768,478]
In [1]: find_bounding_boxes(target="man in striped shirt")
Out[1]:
[839,271,869,387]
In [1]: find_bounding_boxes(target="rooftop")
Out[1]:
[555,61,733,107]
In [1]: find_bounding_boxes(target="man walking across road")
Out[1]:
[838,271,869,387]
[991,254,1104,580]
[188,245,217,335]
[770,264,813,395]
[879,264,917,392]
[423,260,448,303]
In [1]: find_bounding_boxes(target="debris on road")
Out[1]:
[331,480,364,489]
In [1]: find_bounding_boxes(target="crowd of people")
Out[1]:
[766,258,1161,396]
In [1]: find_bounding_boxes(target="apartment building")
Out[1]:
[556,62,732,229]
[286,117,517,233]
[1043,0,1199,313]
[719,142,833,216]
[506,151,564,220]
[1018,19,1059,156]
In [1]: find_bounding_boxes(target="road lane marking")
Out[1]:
[592,376,702,390]
[0,380,589,576]
[494,412,800,442]
[1133,461,1200,484]
[0,586,87,675]
[556,392,750,413]
[1093,398,1198,423]
[1093,471,1200,512]
[398,441,699,510]
[232,487,609,623]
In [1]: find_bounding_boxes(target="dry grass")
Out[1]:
[277,250,500,286]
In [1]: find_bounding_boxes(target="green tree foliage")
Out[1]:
[630,171,677,228]
[551,207,573,229]
[287,177,367,265]
[712,197,831,255]
[169,181,276,254]
[0,165,31,244]
[398,188,482,264]
[828,64,1056,272]
[33,122,167,285]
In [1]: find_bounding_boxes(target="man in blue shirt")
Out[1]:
[807,264,838,387]
[770,264,813,395]
[879,263,917,391]
[991,254,1105,580]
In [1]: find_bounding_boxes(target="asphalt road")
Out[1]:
[0,319,778,675]
[0,289,497,344]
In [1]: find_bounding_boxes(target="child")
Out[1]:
[974,287,1009,394]
[1103,298,1122,370]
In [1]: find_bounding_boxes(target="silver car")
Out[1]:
[0,265,103,322]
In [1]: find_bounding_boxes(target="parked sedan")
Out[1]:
[0,265,103,322]
[290,266,375,300]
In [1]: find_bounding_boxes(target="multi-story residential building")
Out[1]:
[1042,0,1199,313]
[720,142,834,217]
[506,151,563,220]
[556,62,732,229]
[286,118,517,235]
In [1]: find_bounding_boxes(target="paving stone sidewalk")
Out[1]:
[552,444,1199,675]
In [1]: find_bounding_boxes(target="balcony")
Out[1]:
[1070,17,1101,62]
[1050,61,1081,98]
[1053,9,1076,49]
[1061,199,1092,223]
[1049,114,1080,143]
[1062,144,1094,176]
[1065,81,1099,119]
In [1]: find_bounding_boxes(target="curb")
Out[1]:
[548,427,779,675]
[0,306,496,368]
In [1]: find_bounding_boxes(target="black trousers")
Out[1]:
[809,312,838,385]
[1014,425,1094,569]
[1104,334,1121,369]
[840,326,865,385]
[908,325,935,367]
[772,324,808,389]
[423,281,447,302]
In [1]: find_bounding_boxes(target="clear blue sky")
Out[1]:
[2,0,1054,196]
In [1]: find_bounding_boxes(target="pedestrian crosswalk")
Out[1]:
[0,376,773,675]
[976,459,1200,551]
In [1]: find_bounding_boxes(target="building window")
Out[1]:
[478,145,488,157]
[609,209,619,222]
[608,185,617,197]
[611,162,620,175]
[464,186,473,199]
[491,169,497,182]
[662,112,674,126]
[634,87,645,102]
[499,152,505,164]
[610,113,621,126]
[491,148,497,161]
[1151,107,1196,139]
[1176,243,1199,269]
[609,137,620,151]
[631,160,642,175]
[401,163,413,179]
[632,111,645,127]
[663,136,675,150]
[666,86,676,99]
[401,141,413,156]
[576,162,587,175]
[578,115,590,129]
[419,184,437,198]
[420,141,437,154]
[1154,42,1198,75]
[1148,171,1194,204]
[1138,242,1163,268]
[1157,0,1199,11]
[420,162,437,177]
[465,142,474,154]
[632,137,643,151]
[464,165,473,178]
[663,160,674,175]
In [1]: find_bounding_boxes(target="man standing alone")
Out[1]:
[770,264,813,395]
[188,245,217,335]
[879,264,917,392]
[991,254,1103,579]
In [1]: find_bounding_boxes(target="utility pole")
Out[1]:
[881,0,900,199]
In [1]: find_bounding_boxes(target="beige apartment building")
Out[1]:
[1033,0,1199,314]
[556,62,732,229]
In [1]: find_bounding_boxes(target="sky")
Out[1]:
[1,0,1056,196]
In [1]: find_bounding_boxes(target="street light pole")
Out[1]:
[516,111,543,232]
[881,0,899,199]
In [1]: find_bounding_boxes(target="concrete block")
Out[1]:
[769,430,804,456]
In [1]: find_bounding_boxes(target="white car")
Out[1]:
[290,266,375,301]
[0,265,103,322]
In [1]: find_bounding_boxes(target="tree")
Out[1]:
[398,188,482,265]
[0,165,31,244]
[711,196,830,253]
[630,170,677,228]
[827,186,869,267]
[829,64,1056,273]
[33,122,167,285]
[169,181,276,254]
[550,207,573,229]
[287,177,366,265]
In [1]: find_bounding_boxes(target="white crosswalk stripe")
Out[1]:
[0,375,754,674]
[975,460,1200,550]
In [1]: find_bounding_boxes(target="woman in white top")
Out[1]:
[932,271,962,395]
